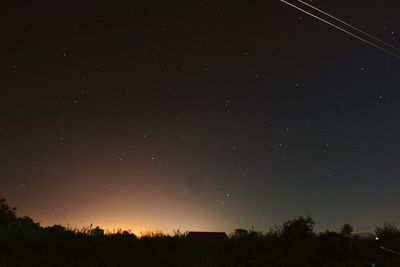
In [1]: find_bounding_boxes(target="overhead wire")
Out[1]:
[280,0,400,59]
[296,0,400,52]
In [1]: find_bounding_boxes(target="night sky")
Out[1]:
[2,0,400,235]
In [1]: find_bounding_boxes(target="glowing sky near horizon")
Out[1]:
[2,0,400,235]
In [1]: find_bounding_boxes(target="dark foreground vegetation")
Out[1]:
[1,198,400,267]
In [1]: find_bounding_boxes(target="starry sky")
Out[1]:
[2,0,400,235]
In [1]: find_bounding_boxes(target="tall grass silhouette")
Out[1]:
[1,198,400,266]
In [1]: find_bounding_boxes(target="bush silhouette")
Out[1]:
[1,198,400,266]
[232,228,248,238]
[90,226,105,237]
[376,222,400,251]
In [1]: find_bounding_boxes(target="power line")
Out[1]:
[281,0,400,59]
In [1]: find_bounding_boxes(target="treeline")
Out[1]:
[1,198,400,267]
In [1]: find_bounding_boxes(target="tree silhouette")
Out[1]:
[340,224,354,237]
[0,198,17,228]
[1,198,400,266]
[279,216,317,264]
[281,216,315,241]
